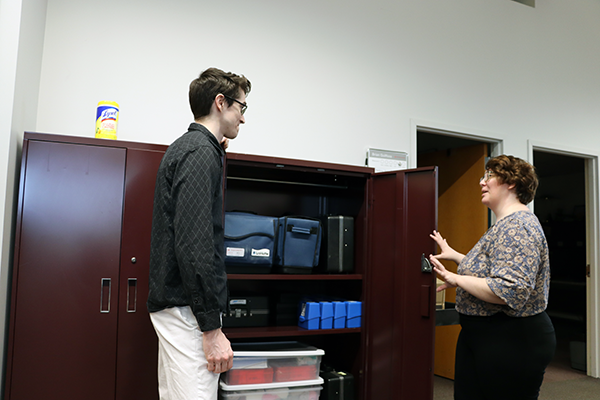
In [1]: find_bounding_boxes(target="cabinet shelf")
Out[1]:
[227,176,349,190]
[223,325,361,339]
[227,274,362,281]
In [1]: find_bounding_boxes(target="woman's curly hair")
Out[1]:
[486,155,539,205]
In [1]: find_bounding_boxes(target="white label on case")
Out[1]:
[226,247,245,257]
[251,248,270,257]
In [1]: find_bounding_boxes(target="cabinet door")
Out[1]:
[7,141,126,399]
[115,148,164,400]
[365,167,437,400]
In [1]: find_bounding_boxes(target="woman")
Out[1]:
[430,155,555,400]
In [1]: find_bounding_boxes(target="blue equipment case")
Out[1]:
[224,212,278,274]
[275,216,322,274]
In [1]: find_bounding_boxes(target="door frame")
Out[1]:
[411,120,504,224]
[528,140,600,378]
[410,119,503,169]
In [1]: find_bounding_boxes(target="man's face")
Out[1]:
[222,91,247,140]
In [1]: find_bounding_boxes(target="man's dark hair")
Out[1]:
[189,68,251,120]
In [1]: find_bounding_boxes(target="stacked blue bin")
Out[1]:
[298,302,320,330]
[345,301,362,328]
[298,299,362,330]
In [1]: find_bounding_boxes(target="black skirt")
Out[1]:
[454,311,556,400]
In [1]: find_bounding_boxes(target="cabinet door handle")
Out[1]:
[127,278,137,313]
[420,285,431,318]
[100,278,111,313]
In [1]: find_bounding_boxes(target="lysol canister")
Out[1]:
[95,101,119,140]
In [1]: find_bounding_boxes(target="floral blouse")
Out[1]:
[456,210,550,317]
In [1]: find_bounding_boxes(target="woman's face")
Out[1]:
[480,170,511,209]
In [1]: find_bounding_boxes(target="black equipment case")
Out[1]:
[320,216,354,273]
[222,296,270,328]
[320,365,355,400]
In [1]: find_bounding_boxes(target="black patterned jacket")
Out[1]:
[147,123,227,332]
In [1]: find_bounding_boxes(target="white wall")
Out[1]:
[0,0,47,393]
[0,3,22,389]
[35,0,600,166]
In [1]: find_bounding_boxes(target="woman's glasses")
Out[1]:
[480,170,495,183]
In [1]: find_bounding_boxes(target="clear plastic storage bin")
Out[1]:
[222,342,324,386]
[219,382,322,400]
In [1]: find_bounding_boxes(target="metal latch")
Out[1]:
[232,309,249,318]
[421,253,432,273]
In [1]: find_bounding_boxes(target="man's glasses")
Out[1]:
[480,170,495,183]
[223,95,247,115]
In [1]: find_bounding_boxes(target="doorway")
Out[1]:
[533,151,588,373]
[417,132,597,383]
[417,129,497,380]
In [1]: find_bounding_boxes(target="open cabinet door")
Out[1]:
[364,167,438,400]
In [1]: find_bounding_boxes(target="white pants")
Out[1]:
[150,306,220,400]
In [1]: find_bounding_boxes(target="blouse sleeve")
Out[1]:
[485,218,542,311]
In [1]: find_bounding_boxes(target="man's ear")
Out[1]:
[214,93,226,112]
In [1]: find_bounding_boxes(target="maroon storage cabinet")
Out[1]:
[5,134,437,400]
[5,133,166,400]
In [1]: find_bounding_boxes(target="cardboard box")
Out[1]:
[436,278,446,310]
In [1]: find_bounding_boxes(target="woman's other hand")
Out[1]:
[429,256,459,291]
[429,230,464,264]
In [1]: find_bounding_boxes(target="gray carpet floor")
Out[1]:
[433,350,600,400]
[434,318,600,399]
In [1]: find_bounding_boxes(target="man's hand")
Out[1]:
[221,138,230,151]
[203,328,233,373]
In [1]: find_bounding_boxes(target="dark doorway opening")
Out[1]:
[417,132,486,156]
[533,151,587,373]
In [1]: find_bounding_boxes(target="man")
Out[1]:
[147,67,251,399]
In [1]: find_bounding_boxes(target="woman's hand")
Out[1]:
[429,256,459,291]
[429,230,464,265]
[430,254,506,304]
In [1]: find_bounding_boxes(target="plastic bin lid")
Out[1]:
[219,377,324,391]
[231,341,325,357]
